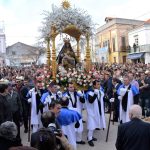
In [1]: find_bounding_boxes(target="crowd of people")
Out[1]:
[0,62,150,150]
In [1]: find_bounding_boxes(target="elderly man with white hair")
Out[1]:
[116,105,150,150]
[0,121,22,150]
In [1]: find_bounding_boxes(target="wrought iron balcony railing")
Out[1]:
[129,44,150,53]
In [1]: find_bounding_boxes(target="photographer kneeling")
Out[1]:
[31,111,73,150]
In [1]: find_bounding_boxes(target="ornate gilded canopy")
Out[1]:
[40,1,94,78]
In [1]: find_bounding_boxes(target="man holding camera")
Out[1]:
[31,111,72,150]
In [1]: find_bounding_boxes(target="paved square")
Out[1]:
[21,113,118,150]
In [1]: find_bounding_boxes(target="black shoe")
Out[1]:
[24,129,28,133]
[76,141,86,144]
[88,140,94,147]
[95,128,100,130]
[92,137,97,141]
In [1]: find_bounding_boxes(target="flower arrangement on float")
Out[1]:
[34,64,101,91]
[35,65,52,89]
[55,66,102,91]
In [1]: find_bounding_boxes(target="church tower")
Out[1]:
[0,21,6,54]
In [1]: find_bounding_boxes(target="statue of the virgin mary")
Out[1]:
[57,38,77,70]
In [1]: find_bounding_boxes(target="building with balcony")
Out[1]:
[96,17,144,63]
[128,19,150,64]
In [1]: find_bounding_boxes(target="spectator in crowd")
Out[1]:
[7,82,23,140]
[112,77,122,122]
[138,72,150,116]
[20,77,30,133]
[0,121,22,150]
[0,83,12,124]
[128,72,139,90]
[103,71,113,113]
[116,105,150,150]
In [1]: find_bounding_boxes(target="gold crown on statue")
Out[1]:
[63,37,70,43]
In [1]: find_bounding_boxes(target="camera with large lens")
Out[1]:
[48,123,64,150]
[48,123,62,137]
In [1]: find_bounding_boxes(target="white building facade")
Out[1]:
[128,21,150,64]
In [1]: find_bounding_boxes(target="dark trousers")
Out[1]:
[23,103,30,130]
[113,98,119,121]
[13,111,21,139]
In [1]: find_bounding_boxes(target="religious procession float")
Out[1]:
[36,0,102,91]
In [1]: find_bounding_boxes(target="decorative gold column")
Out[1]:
[51,25,57,79]
[46,37,51,66]
[85,33,91,71]
[76,37,80,62]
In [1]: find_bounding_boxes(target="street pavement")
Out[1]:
[21,112,118,150]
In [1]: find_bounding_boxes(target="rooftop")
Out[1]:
[128,18,150,33]
[97,17,144,33]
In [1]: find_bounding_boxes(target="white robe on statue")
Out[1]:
[86,89,106,130]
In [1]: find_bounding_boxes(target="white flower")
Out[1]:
[60,77,64,81]
[41,75,45,78]
[79,82,82,85]
[56,79,59,83]
[87,75,91,79]
[84,80,86,83]
[89,83,92,86]
[77,78,80,81]
[67,74,70,77]
[68,78,72,82]
[64,77,67,80]
[83,84,86,87]
[57,86,61,90]
[56,74,59,78]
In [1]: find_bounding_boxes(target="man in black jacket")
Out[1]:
[0,83,12,124]
[20,78,30,133]
[116,105,150,150]
[6,83,23,140]
[103,72,113,113]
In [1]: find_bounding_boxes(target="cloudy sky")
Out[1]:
[0,0,150,46]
